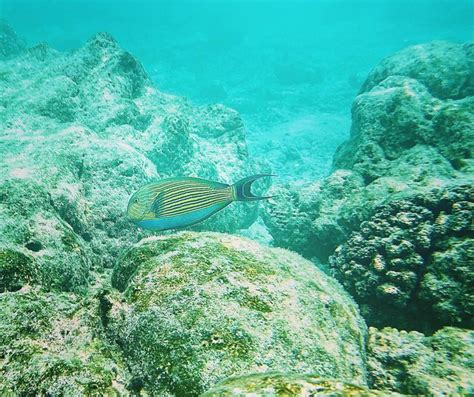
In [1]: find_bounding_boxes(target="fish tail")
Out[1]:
[232,174,275,201]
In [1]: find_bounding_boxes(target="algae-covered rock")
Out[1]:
[201,372,404,397]
[263,40,473,334]
[0,21,268,290]
[329,183,473,332]
[0,25,264,239]
[367,326,474,396]
[360,41,473,100]
[334,42,473,180]
[0,179,91,292]
[0,289,130,396]
[262,169,394,263]
[107,232,368,396]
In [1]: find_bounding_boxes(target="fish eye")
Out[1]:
[134,198,139,204]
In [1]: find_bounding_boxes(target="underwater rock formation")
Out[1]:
[106,232,368,395]
[0,179,91,293]
[360,41,473,100]
[0,20,25,60]
[262,170,368,262]
[0,288,130,395]
[0,21,265,280]
[334,41,473,181]
[330,183,473,331]
[263,40,473,333]
[201,372,404,396]
[367,326,474,396]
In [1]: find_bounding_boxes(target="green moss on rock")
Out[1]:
[200,372,405,397]
[367,326,474,396]
[0,289,130,396]
[0,247,37,292]
[108,232,368,396]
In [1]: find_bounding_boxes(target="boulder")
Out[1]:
[360,41,473,100]
[367,326,474,396]
[106,232,368,396]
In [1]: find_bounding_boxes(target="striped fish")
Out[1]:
[127,174,273,231]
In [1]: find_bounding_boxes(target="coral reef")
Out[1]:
[360,41,473,100]
[262,170,367,262]
[1,21,472,397]
[201,372,404,396]
[334,41,473,182]
[367,326,474,396]
[330,183,473,331]
[263,41,473,333]
[106,232,368,395]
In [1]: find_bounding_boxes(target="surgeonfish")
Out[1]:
[127,174,273,231]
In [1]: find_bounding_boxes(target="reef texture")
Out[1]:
[201,372,404,397]
[367,326,474,396]
[334,41,473,181]
[105,232,368,396]
[0,288,130,396]
[330,183,473,332]
[263,41,473,333]
[1,22,473,397]
[0,23,266,290]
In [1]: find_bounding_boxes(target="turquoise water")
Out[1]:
[3,0,473,181]
[1,1,473,395]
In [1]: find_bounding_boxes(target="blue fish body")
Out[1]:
[127,175,272,231]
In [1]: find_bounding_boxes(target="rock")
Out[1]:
[329,183,473,332]
[360,41,473,100]
[263,40,473,334]
[0,178,91,292]
[201,372,405,397]
[262,170,372,262]
[0,126,155,280]
[0,288,130,396]
[367,326,474,396]
[0,25,267,289]
[334,43,473,180]
[0,20,26,60]
[107,232,368,396]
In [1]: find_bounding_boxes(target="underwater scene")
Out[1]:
[0,0,473,395]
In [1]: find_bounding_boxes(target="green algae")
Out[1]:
[0,248,37,292]
[106,232,368,395]
[0,289,130,396]
[201,372,405,396]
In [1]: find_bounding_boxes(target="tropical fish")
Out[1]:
[127,174,273,231]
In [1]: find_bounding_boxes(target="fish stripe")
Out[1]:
[140,193,230,219]
[162,192,231,214]
[138,182,203,199]
[161,195,231,217]
[161,188,230,208]
[160,194,231,216]
[139,184,212,204]
[161,185,229,201]
[138,180,204,196]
